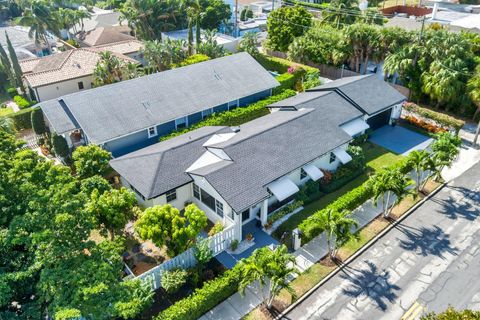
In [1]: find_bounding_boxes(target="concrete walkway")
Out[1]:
[200,123,479,320]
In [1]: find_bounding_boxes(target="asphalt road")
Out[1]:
[283,161,480,320]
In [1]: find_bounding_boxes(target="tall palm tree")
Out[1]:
[314,208,358,260]
[369,167,415,218]
[430,132,462,179]
[238,245,298,309]
[76,9,91,33]
[408,150,436,192]
[93,51,124,86]
[17,0,60,54]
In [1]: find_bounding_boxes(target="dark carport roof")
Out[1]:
[307,75,406,115]
[39,52,279,144]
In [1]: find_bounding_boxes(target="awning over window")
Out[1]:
[333,148,353,164]
[267,178,300,202]
[302,163,324,181]
[340,118,370,137]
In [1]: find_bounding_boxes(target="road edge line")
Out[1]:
[276,182,447,319]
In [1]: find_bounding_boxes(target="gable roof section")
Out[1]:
[20,48,136,87]
[308,75,406,115]
[40,52,280,144]
[94,39,143,55]
[81,26,135,46]
[41,99,79,134]
[110,126,227,199]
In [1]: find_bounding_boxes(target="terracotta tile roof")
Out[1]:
[20,48,137,88]
[95,39,143,55]
[80,26,134,46]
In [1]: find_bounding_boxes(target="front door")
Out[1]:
[242,209,250,222]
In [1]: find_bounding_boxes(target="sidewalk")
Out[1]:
[200,124,480,320]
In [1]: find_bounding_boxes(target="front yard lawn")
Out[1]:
[273,142,402,239]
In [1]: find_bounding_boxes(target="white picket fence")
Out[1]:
[136,225,236,290]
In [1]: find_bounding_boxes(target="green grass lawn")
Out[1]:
[272,142,402,239]
[0,106,13,117]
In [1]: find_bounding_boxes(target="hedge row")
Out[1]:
[256,54,318,74]
[160,89,297,141]
[155,263,244,320]
[1,107,34,130]
[403,102,465,133]
[274,73,297,94]
[299,156,414,243]
[283,0,330,8]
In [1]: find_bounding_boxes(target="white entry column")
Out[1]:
[260,198,268,227]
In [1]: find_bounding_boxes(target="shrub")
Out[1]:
[175,54,210,67]
[267,200,304,225]
[403,102,464,133]
[208,221,224,236]
[274,72,297,94]
[4,107,34,129]
[72,145,112,178]
[160,89,296,141]
[403,115,447,134]
[13,95,32,109]
[319,167,363,193]
[66,39,80,48]
[246,8,254,19]
[51,133,69,158]
[256,54,318,74]
[156,263,244,320]
[161,269,188,294]
[230,239,238,251]
[31,107,46,135]
[7,87,17,98]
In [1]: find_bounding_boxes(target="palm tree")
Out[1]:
[408,150,437,192]
[76,9,91,33]
[197,29,226,58]
[467,64,480,145]
[239,245,298,310]
[430,132,462,179]
[369,167,415,218]
[17,0,60,54]
[314,208,358,260]
[237,31,259,57]
[93,51,124,86]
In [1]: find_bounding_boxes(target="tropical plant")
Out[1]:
[408,150,437,192]
[430,132,462,178]
[5,31,26,96]
[198,0,231,30]
[322,0,360,28]
[194,238,213,278]
[237,31,259,57]
[368,167,415,218]
[468,63,480,145]
[93,51,140,86]
[135,204,207,257]
[421,307,480,320]
[314,208,358,259]
[161,269,188,294]
[197,29,226,58]
[142,38,188,71]
[0,116,15,134]
[0,35,14,88]
[208,221,224,236]
[238,245,298,309]
[72,144,112,178]
[51,132,69,159]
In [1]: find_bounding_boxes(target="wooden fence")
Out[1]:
[136,225,236,290]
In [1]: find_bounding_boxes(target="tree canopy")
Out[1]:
[72,144,112,179]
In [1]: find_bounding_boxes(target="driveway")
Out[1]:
[369,125,433,155]
[283,161,480,320]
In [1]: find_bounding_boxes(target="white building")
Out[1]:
[162,29,240,53]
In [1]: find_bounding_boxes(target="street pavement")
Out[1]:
[283,161,480,320]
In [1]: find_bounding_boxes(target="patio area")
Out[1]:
[369,125,433,155]
[215,220,279,269]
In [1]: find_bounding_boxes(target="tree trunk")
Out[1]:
[363,53,369,75]
[384,192,391,218]
[110,229,115,240]
[474,120,480,147]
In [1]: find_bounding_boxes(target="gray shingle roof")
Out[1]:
[41,99,79,134]
[308,75,406,115]
[39,53,279,144]
[110,126,227,198]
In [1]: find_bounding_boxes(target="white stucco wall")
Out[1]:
[32,75,93,101]
[151,183,193,210]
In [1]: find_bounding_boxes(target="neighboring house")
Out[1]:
[0,26,57,60]
[20,48,137,102]
[162,29,239,53]
[70,10,123,34]
[78,26,144,63]
[38,52,279,155]
[111,74,406,242]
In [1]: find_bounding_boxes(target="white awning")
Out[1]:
[333,148,353,164]
[340,118,370,137]
[267,177,300,202]
[302,163,324,181]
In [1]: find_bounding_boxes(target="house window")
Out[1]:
[175,117,187,129]
[228,100,238,110]
[329,152,336,163]
[193,183,200,199]
[200,188,216,212]
[300,168,308,180]
[147,126,157,138]
[166,189,177,202]
[78,81,84,90]
[202,108,213,119]
[215,200,224,217]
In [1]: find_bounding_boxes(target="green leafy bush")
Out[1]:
[274,72,297,94]
[161,269,188,294]
[51,133,69,158]
[7,87,17,98]
[256,54,318,74]
[155,263,244,320]
[175,54,210,67]
[208,221,224,236]
[267,200,304,225]
[319,167,363,193]
[31,107,46,135]
[160,90,296,141]
[230,239,238,251]
[13,95,32,109]
[403,102,465,133]
[3,107,34,129]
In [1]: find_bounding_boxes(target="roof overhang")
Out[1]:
[340,117,370,137]
[333,148,353,164]
[302,163,324,181]
[267,177,299,202]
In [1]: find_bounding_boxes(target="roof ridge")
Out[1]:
[94,39,142,48]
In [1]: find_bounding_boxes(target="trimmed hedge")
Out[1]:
[283,0,330,8]
[155,263,244,320]
[13,95,34,109]
[256,54,318,74]
[403,102,464,133]
[2,107,34,130]
[274,72,297,94]
[319,168,364,193]
[160,89,297,141]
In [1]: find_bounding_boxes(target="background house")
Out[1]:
[20,48,137,102]
[0,26,57,60]
[111,75,406,242]
[38,52,279,155]
[162,29,239,53]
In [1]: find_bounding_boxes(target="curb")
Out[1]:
[276,182,447,319]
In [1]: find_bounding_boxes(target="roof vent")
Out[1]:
[231,126,240,133]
